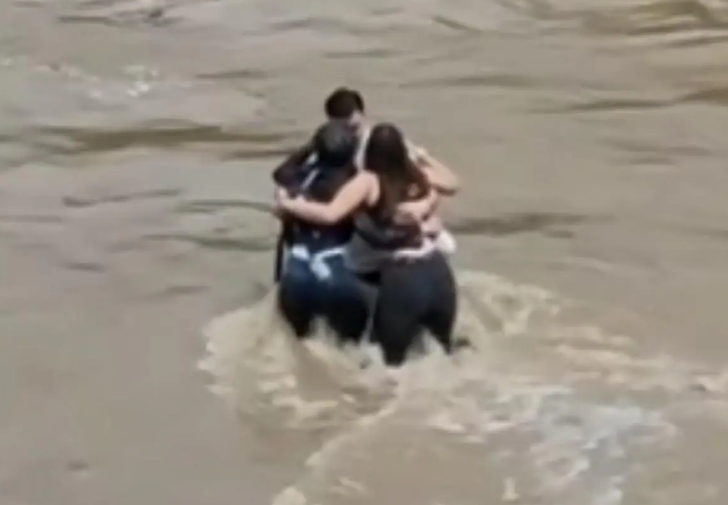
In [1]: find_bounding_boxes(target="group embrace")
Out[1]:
[272,87,460,366]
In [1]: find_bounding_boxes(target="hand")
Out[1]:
[277,192,307,215]
[410,146,430,165]
[394,201,426,225]
[413,145,428,158]
[273,187,293,217]
[274,187,288,204]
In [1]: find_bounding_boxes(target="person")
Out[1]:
[273,121,433,345]
[328,87,459,255]
[276,123,458,366]
[270,87,366,180]
[274,87,459,255]
[325,88,458,193]
[270,89,366,280]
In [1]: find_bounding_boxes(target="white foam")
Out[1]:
[200,268,722,505]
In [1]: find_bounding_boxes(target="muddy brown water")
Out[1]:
[3,1,728,504]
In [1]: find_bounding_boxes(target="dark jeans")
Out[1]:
[368,252,457,366]
[277,250,369,344]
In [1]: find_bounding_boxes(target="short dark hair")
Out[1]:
[324,87,365,119]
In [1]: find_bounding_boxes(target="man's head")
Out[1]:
[324,87,365,129]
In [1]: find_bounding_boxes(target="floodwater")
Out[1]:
[2,0,728,504]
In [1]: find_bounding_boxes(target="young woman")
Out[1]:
[276,123,458,366]
[272,121,367,343]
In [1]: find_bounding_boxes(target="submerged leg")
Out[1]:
[321,256,370,345]
[421,253,458,355]
[370,262,429,366]
[277,255,318,338]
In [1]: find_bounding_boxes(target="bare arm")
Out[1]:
[393,186,439,224]
[409,143,459,196]
[271,141,315,220]
[276,172,371,225]
[272,142,314,187]
[272,185,289,221]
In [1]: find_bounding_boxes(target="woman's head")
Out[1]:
[312,120,359,169]
[364,123,429,219]
[363,123,409,176]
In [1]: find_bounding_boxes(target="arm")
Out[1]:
[393,186,439,225]
[356,223,420,249]
[272,142,314,187]
[409,144,459,196]
[277,172,371,225]
[272,186,289,221]
[362,188,436,248]
[271,141,314,220]
[274,180,418,248]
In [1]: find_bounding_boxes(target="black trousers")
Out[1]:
[364,252,458,366]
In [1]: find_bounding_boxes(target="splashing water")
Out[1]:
[197,268,728,504]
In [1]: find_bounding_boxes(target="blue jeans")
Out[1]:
[277,246,369,343]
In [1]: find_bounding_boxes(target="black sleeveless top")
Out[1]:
[352,179,425,250]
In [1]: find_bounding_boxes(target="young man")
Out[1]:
[276,87,459,195]
[270,88,364,177]
[323,88,459,197]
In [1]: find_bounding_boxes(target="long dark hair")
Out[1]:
[363,123,429,221]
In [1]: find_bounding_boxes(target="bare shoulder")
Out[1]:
[358,171,379,206]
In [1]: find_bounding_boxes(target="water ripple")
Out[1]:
[545,97,669,114]
[402,71,536,90]
[575,0,728,38]
[144,232,273,252]
[16,124,300,156]
[449,212,590,237]
[678,85,728,106]
[62,188,180,208]
[176,198,273,215]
